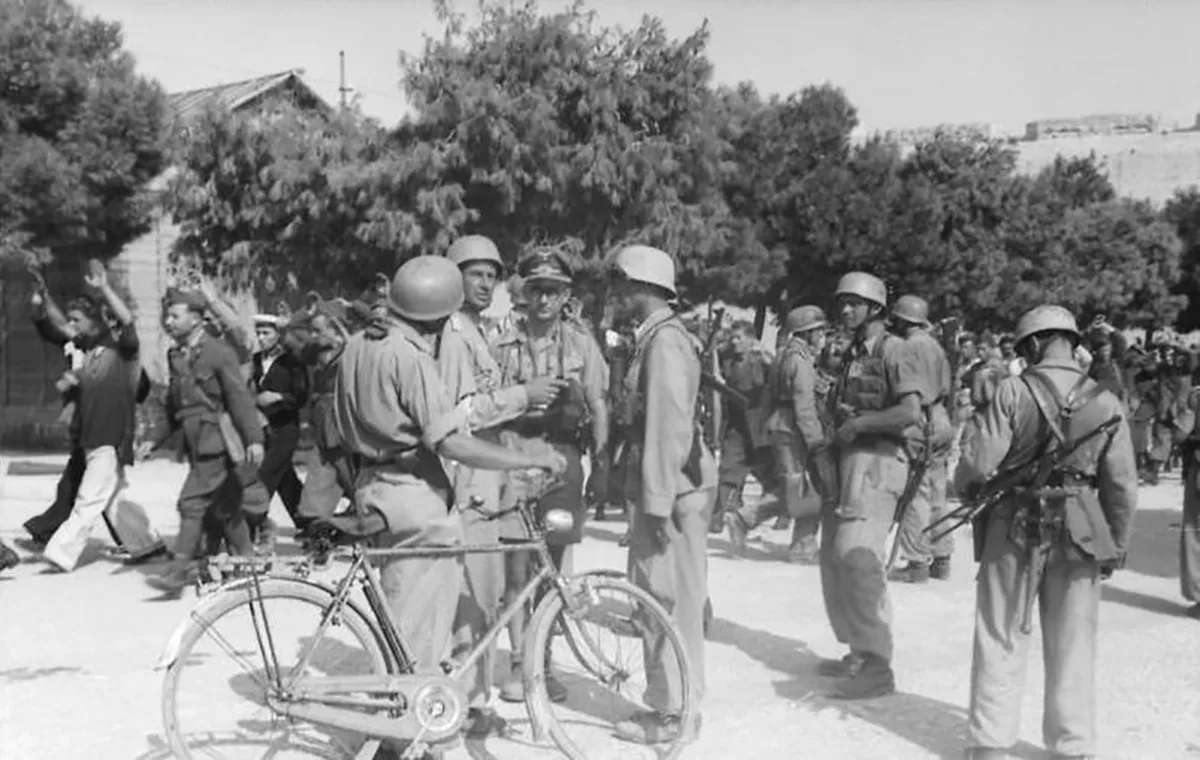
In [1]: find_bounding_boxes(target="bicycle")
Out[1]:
[156,476,697,759]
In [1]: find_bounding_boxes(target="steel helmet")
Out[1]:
[835,272,888,308]
[611,245,677,297]
[1013,305,1080,345]
[388,256,465,322]
[446,235,504,272]
[785,305,827,334]
[891,294,930,326]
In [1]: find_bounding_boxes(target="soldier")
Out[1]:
[608,245,714,745]
[887,295,956,583]
[714,322,777,534]
[955,305,1137,760]
[250,313,310,540]
[146,289,266,594]
[728,305,834,563]
[492,248,609,703]
[818,272,932,700]
[332,255,565,694]
[437,236,566,735]
[292,303,355,525]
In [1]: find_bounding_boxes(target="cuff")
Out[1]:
[641,492,675,518]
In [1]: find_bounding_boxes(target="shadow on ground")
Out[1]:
[711,617,1043,760]
[0,666,84,682]
[1101,584,1188,618]
[1123,507,1184,580]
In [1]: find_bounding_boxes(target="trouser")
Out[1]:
[177,454,253,560]
[894,461,952,566]
[450,466,505,705]
[969,511,1101,756]
[1182,466,1200,603]
[825,446,905,662]
[22,446,105,543]
[715,429,772,521]
[259,422,305,526]
[627,487,714,713]
[737,439,825,543]
[42,446,162,572]
[356,466,463,674]
[297,444,352,522]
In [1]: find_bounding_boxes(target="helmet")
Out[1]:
[891,295,930,326]
[835,272,887,308]
[785,305,827,334]
[388,256,465,321]
[446,235,503,272]
[1013,305,1079,345]
[611,245,676,296]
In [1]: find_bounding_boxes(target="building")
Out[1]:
[0,70,332,446]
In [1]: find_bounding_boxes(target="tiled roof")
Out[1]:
[166,69,333,122]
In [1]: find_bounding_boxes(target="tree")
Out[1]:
[167,104,471,296]
[0,0,167,266]
[398,0,746,306]
[1163,187,1200,331]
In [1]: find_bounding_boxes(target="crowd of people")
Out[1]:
[1,245,1197,760]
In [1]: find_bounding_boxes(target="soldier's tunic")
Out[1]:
[716,349,774,519]
[955,359,1137,756]
[893,330,956,566]
[748,335,835,538]
[165,329,264,560]
[623,308,717,713]
[494,318,607,545]
[1183,418,1200,609]
[826,329,923,660]
[439,310,532,704]
[333,319,465,673]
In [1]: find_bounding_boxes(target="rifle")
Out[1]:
[924,414,1122,545]
[699,308,726,448]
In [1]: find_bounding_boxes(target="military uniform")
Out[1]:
[493,254,608,548]
[296,330,353,524]
[956,353,1136,758]
[890,329,956,579]
[439,308,532,707]
[715,347,775,529]
[623,306,717,719]
[733,331,834,560]
[333,317,465,674]
[162,317,264,567]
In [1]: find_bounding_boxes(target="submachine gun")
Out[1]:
[924,413,1122,633]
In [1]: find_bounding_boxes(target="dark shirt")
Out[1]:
[253,349,309,428]
[74,324,141,464]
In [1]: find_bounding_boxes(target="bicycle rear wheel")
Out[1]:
[524,572,697,760]
[161,577,391,759]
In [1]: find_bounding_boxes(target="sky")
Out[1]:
[76,0,1200,134]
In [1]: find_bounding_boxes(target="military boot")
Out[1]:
[0,542,19,573]
[828,654,895,700]
[930,556,951,580]
[816,652,864,678]
[787,524,819,564]
[146,559,199,596]
[888,562,930,584]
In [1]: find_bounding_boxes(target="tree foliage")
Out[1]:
[0,0,167,268]
[162,0,1186,329]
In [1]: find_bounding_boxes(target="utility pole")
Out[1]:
[338,51,353,109]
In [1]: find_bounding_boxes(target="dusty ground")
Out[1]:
[0,454,1197,760]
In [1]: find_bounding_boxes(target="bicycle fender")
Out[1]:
[154,582,249,671]
[154,576,333,671]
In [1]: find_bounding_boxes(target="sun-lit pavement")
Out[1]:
[1,454,1197,760]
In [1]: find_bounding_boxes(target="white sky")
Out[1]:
[76,0,1200,132]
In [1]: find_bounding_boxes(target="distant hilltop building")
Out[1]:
[1024,113,1160,141]
[881,122,1002,146]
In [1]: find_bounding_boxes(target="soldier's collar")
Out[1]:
[1034,359,1085,375]
[633,307,676,343]
[393,319,437,355]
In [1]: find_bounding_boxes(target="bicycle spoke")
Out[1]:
[191,610,273,694]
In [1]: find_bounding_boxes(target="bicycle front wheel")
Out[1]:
[162,577,391,760]
[524,572,697,760]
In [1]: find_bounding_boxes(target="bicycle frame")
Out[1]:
[237,497,586,748]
